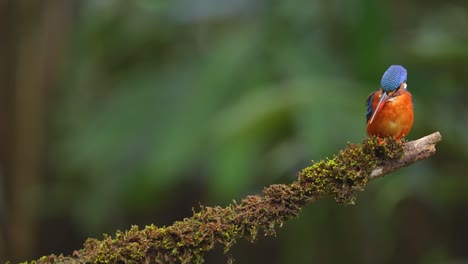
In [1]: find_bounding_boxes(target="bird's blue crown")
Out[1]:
[380,65,407,91]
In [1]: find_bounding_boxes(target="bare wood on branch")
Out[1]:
[370,132,441,179]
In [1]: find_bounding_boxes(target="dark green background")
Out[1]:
[1,0,467,263]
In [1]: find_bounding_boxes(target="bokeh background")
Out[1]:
[1,0,468,263]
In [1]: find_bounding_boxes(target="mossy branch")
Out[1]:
[31,132,442,264]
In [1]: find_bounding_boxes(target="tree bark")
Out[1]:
[0,0,71,261]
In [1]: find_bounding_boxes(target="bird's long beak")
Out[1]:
[369,91,389,124]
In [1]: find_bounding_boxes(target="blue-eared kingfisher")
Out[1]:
[366,65,414,140]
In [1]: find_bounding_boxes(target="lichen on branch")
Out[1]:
[31,132,441,264]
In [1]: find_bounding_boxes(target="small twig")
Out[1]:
[29,132,442,264]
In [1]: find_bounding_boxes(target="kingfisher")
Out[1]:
[366,65,414,140]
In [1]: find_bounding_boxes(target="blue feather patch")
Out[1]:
[366,92,375,123]
[381,65,407,91]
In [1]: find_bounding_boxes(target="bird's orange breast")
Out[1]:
[366,89,414,140]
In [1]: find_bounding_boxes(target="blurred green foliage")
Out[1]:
[39,0,468,263]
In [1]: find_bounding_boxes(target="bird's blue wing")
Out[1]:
[366,92,376,123]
